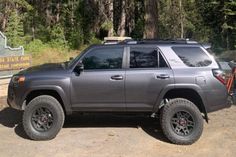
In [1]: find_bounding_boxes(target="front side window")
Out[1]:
[82,47,123,70]
[172,47,212,67]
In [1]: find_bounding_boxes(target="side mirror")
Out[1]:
[74,62,84,74]
[78,63,84,71]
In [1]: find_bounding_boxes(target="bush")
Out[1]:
[49,24,68,49]
[89,36,102,45]
[24,39,46,54]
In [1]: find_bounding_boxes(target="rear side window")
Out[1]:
[172,47,212,67]
[130,47,168,68]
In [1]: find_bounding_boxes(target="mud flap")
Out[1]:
[228,94,236,106]
[232,93,236,105]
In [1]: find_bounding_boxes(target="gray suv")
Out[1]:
[7,40,230,145]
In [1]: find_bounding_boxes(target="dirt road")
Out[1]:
[0,79,236,157]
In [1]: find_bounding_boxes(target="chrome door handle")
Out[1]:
[156,74,170,79]
[111,75,123,80]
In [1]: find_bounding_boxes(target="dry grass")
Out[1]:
[30,48,80,66]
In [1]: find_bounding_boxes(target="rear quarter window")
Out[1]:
[172,47,212,67]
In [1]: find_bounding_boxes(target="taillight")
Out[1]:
[212,69,226,85]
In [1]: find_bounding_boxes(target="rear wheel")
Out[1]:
[23,95,65,140]
[160,98,203,145]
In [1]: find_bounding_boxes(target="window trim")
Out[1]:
[157,48,171,69]
[127,46,170,70]
[76,46,126,72]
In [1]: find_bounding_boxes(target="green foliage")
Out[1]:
[89,35,102,45]
[5,10,24,47]
[76,0,98,44]
[196,0,236,52]
[67,28,84,49]
[130,0,145,39]
[101,21,113,31]
[24,39,46,54]
[1,0,235,57]
[49,24,67,49]
[131,19,145,39]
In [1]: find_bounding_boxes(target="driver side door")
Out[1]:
[70,46,126,111]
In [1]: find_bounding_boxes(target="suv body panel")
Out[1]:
[71,70,126,111]
[7,43,230,116]
[125,68,174,111]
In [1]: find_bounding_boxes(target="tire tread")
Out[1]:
[160,98,203,145]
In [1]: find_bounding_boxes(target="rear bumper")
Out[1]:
[204,88,231,113]
[207,99,231,113]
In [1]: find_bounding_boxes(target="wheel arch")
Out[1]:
[154,86,208,122]
[22,86,72,115]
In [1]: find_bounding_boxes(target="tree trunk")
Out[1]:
[70,0,75,26]
[126,0,135,36]
[144,0,158,39]
[46,1,51,26]
[118,0,126,37]
[1,2,9,31]
[2,16,7,31]
[107,0,114,37]
[56,0,61,23]
[179,0,184,39]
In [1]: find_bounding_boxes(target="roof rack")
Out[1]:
[104,37,132,45]
[117,38,198,45]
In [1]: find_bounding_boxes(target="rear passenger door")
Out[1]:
[125,45,174,111]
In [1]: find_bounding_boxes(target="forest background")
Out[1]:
[0,0,235,64]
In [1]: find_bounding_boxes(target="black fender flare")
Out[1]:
[21,85,72,115]
[153,84,209,122]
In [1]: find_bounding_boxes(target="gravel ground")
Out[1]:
[0,78,236,157]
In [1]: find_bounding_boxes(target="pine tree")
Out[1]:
[5,9,24,47]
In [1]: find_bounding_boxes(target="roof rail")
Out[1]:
[118,38,198,45]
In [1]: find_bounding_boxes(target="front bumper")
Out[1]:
[7,82,26,110]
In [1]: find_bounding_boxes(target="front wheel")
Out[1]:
[23,95,65,140]
[160,98,203,145]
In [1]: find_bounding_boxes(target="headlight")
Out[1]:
[12,75,25,84]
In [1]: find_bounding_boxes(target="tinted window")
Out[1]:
[172,47,212,67]
[130,48,158,68]
[159,52,168,68]
[82,47,123,70]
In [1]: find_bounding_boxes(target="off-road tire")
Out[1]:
[160,98,203,145]
[23,95,65,140]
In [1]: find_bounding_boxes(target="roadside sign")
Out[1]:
[0,55,31,71]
